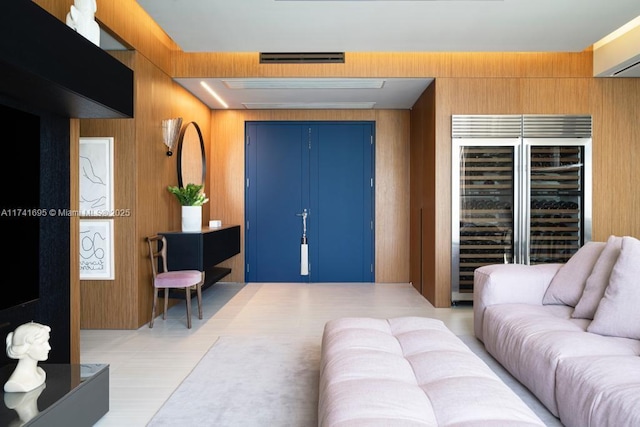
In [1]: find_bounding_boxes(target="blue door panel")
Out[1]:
[310,123,374,281]
[246,123,307,282]
[246,121,374,283]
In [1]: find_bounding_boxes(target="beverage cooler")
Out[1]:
[451,115,592,303]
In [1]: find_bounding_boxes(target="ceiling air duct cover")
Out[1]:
[260,52,345,64]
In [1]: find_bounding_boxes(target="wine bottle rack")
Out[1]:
[458,147,514,293]
[456,145,584,293]
[529,146,583,264]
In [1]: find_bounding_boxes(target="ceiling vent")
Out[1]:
[260,52,345,64]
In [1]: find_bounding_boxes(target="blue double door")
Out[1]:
[245,121,375,282]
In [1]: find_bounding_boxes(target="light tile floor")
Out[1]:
[81,282,473,427]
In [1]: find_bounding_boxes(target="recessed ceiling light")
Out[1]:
[242,102,376,109]
[200,81,228,108]
[223,79,385,90]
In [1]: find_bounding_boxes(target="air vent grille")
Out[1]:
[523,115,592,138]
[260,52,345,64]
[452,115,522,138]
[452,115,592,138]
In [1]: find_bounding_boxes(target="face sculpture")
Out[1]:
[6,322,51,362]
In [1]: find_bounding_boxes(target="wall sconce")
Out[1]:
[162,117,183,156]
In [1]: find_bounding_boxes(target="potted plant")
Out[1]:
[167,183,209,231]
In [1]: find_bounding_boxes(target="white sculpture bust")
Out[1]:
[65,0,100,47]
[3,322,51,393]
[3,383,46,427]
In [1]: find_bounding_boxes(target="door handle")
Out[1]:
[296,209,310,275]
[295,209,309,241]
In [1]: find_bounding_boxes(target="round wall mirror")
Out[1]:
[177,121,206,188]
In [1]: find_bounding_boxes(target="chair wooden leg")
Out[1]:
[150,288,158,328]
[185,286,192,329]
[196,283,203,320]
[163,290,169,320]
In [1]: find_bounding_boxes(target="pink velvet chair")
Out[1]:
[146,235,204,328]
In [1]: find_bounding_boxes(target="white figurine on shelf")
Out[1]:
[3,383,46,426]
[3,322,51,393]
[66,0,100,47]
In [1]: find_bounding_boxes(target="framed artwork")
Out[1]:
[80,219,114,280]
[79,137,114,216]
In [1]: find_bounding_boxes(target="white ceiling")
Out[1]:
[131,0,640,109]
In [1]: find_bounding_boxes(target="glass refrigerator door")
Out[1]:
[452,140,519,302]
[524,139,592,265]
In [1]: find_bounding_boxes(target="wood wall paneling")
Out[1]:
[79,51,212,329]
[172,51,593,79]
[70,118,80,363]
[35,0,640,313]
[591,78,640,239]
[373,110,411,283]
[410,82,437,301]
[521,78,591,114]
[79,55,137,329]
[35,0,178,76]
[209,109,411,284]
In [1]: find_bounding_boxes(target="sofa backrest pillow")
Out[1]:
[542,241,605,306]
[587,236,640,339]
[572,235,623,319]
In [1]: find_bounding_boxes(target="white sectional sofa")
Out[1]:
[319,316,546,427]
[474,235,640,427]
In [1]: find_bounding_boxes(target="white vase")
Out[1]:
[181,206,202,232]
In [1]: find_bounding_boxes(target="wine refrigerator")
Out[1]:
[451,115,592,303]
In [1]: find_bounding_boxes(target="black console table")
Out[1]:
[0,363,109,427]
[160,225,241,292]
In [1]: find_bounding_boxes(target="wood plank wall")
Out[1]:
[409,83,436,300]
[35,0,640,325]
[69,119,80,362]
[78,53,137,330]
[78,51,211,329]
[210,109,411,284]
[430,78,595,307]
[172,52,592,79]
[409,77,640,307]
[590,79,640,238]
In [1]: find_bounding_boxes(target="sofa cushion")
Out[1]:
[473,262,563,341]
[588,236,640,339]
[482,305,585,376]
[516,330,640,416]
[483,303,640,416]
[542,241,605,307]
[555,356,640,427]
[319,316,546,427]
[572,235,622,319]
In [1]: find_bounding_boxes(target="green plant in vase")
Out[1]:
[167,183,209,231]
[167,183,209,206]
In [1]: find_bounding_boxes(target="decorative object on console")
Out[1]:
[162,117,183,156]
[4,322,51,393]
[3,382,45,425]
[167,183,209,232]
[181,206,202,233]
[65,0,100,46]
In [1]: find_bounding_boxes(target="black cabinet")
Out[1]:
[0,364,109,427]
[160,225,241,290]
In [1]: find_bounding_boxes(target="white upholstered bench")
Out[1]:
[318,316,545,427]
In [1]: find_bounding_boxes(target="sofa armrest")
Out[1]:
[473,263,562,341]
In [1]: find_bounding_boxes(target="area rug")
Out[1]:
[147,335,321,427]
[149,333,561,427]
